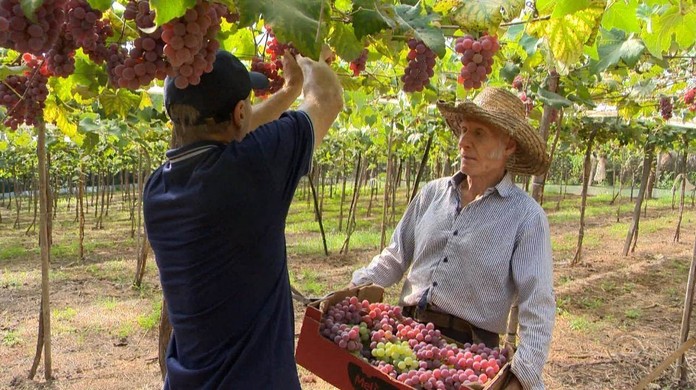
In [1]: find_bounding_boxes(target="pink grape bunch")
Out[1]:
[0,0,65,55]
[161,0,223,89]
[0,54,50,130]
[659,96,673,120]
[519,92,533,116]
[45,34,77,77]
[401,38,436,93]
[683,88,696,112]
[349,49,368,76]
[512,75,524,91]
[265,26,299,63]
[454,33,499,90]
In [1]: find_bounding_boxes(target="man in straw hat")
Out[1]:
[351,87,554,390]
[144,47,342,389]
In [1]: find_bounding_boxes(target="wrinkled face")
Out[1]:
[457,120,516,178]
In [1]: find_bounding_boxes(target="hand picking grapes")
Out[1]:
[351,87,554,390]
[143,44,342,389]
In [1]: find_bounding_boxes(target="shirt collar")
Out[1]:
[165,140,225,164]
[448,171,514,198]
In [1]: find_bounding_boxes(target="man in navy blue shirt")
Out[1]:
[143,47,342,389]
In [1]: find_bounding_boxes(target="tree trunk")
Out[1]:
[381,122,394,249]
[677,230,696,385]
[158,298,171,380]
[340,153,363,254]
[78,166,85,261]
[538,109,563,206]
[531,71,559,202]
[623,142,655,256]
[28,119,52,380]
[308,173,329,256]
[338,152,347,232]
[571,127,599,266]
[410,133,434,203]
[674,140,689,243]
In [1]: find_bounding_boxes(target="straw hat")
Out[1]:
[436,87,549,176]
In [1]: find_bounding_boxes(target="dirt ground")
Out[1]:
[1,193,696,390]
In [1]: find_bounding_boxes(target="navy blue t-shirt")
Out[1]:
[143,111,314,389]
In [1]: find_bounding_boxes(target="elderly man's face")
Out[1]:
[457,120,516,178]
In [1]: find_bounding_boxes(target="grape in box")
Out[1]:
[320,296,510,390]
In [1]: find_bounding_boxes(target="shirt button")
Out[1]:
[433,281,438,287]
[443,257,448,263]
[453,230,458,236]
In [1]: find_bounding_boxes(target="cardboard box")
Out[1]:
[296,284,513,390]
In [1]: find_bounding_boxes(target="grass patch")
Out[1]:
[624,308,642,320]
[117,323,134,338]
[566,313,595,332]
[53,306,78,321]
[2,330,22,347]
[0,245,26,261]
[292,269,326,296]
[98,296,119,311]
[136,301,161,332]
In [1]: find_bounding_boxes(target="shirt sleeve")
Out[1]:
[509,208,555,390]
[250,110,315,201]
[351,184,429,288]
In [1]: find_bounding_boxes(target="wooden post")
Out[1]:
[677,232,696,385]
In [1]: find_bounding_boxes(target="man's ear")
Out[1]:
[232,100,246,128]
[505,137,517,158]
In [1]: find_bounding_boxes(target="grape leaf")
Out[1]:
[352,0,390,40]
[601,0,640,33]
[452,0,524,33]
[551,0,592,19]
[237,0,264,27]
[44,98,81,145]
[19,0,42,22]
[138,91,153,110]
[389,4,446,58]
[433,0,458,14]
[86,0,112,12]
[526,5,604,71]
[590,28,645,73]
[642,4,696,57]
[536,87,572,108]
[219,27,257,58]
[0,65,27,80]
[334,0,352,13]
[0,140,7,152]
[499,62,520,83]
[328,23,364,62]
[264,0,324,60]
[150,0,196,25]
[100,89,141,118]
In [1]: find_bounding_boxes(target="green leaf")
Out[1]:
[44,98,81,145]
[100,89,141,118]
[328,23,364,62]
[519,33,540,56]
[86,0,112,11]
[452,0,524,33]
[640,4,696,57]
[526,4,604,71]
[219,27,257,58]
[536,87,572,108]
[237,0,263,26]
[139,91,153,110]
[72,51,108,92]
[0,140,7,152]
[0,65,27,79]
[264,0,324,60]
[335,0,352,13]
[352,0,390,40]
[589,28,645,73]
[391,4,446,57]
[551,0,590,19]
[20,0,42,22]
[150,0,196,25]
[499,62,520,83]
[601,0,640,33]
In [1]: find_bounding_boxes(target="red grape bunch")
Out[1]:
[250,57,284,97]
[454,33,499,90]
[0,0,65,55]
[64,0,102,51]
[45,34,77,77]
[349,49,368,77]
[0,54,49,129]
[401,38,436,93]
[684,88,696,112]
[265,26,299,63]
[161,0,223,89]
[659,96,673,120]
[512,75,524,91]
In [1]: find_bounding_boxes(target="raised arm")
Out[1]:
[296,46,344,148]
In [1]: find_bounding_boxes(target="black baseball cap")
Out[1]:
[164,51,269,124]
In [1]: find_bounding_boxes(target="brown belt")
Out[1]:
[402,305,469,332]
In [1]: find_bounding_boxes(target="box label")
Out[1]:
[348,362,398,390]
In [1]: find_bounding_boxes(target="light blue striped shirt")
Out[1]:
[352,171,555,390]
